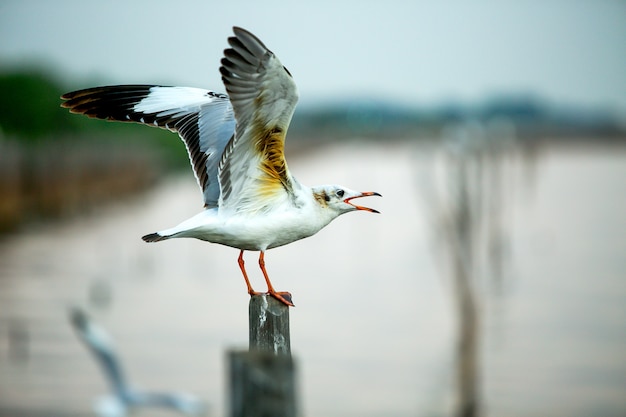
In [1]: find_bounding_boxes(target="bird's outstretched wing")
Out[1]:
[131,391,208,416]
[69,308,208,416]
[69,308,130,398]
[61,85,235,208]
[218,27,300,213]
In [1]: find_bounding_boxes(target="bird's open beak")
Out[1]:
[344,192,382,213]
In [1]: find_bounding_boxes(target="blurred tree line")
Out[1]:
[2,66,621,146]
[0,67,188,233]
[0,67,189,165]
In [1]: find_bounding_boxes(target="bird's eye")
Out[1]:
[336,189,345,198]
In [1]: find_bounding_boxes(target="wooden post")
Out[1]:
[229,350,296,417]
[249,294,291,355]
[228,294,296,417]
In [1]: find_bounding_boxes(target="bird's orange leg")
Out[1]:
[238,250,263,296]
[258,251,294,307]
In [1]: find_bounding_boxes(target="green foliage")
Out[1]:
[0,67,191,168]
[0,69,75,140]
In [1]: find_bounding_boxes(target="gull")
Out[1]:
[61,27,381,306]
[69,307,208,417]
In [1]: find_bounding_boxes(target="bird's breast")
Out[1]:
[205,206,326,251]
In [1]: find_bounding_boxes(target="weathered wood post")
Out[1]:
[248,293,291,354]
[229,294,297,417]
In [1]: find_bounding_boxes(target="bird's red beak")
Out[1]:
[344,192,382,213]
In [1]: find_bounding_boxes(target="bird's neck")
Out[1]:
[306,186,340,227]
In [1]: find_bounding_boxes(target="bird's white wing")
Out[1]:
[218,27,300,213]
[130,392,208,415]
[61,85,235,208]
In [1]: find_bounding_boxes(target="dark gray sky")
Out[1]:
[1,0,625,113]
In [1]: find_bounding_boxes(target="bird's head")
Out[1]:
[312,185,381,215]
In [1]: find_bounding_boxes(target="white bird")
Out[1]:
[61,27,380,306]
[69,307,208,417]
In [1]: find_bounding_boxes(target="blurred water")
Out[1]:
[0,141,625,417]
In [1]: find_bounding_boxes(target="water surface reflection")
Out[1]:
[1,141,625,417]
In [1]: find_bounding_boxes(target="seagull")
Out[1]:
[68,307,208,417]
[61,27,381,306]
